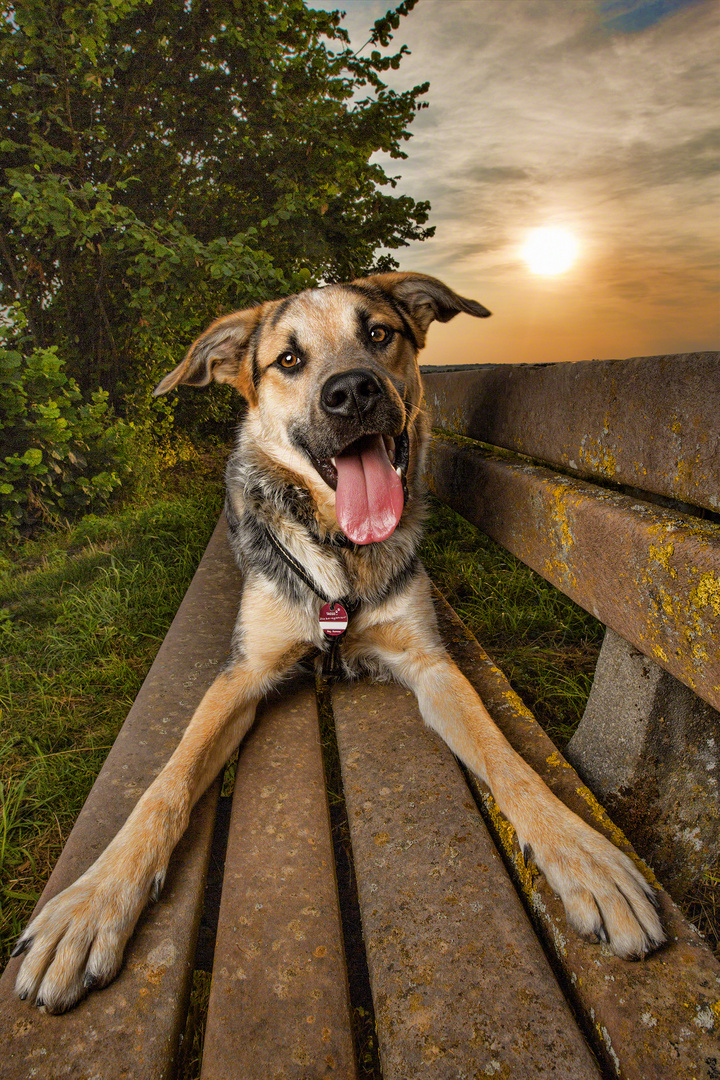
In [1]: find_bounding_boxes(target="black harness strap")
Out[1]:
[263,526,357,682]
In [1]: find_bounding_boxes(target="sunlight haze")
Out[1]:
[309,0,720,365]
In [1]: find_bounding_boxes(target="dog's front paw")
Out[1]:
[529,815,665,959]
[12,857,163,1013]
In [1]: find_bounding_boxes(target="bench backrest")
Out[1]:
[421,354,720,713]
[422,352,720,513]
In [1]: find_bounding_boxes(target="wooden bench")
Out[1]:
[422,351,720,898]
[2,352,720,1080]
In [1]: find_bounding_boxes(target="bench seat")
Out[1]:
[2,515,719,1080]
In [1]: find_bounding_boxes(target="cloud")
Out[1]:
[599,0,706,34]
[308,0,719,362]
[458,165,532,185]
[603,127,720,188]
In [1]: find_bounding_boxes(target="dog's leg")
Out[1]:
[354,586,664,958]
[13,584,310,1013]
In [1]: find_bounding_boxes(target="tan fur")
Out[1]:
[13,273,663,1014]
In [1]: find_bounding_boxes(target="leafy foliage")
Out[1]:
[0,0,432,405]
[0,0,431,535]
[0,312,134,535]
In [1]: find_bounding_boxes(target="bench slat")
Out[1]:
[0,516,241,1080]
[428,433,720,712]
[434,591,720,1080]
[201,679,357,1080]
[331,679,602,1080]
[422,353,720,514]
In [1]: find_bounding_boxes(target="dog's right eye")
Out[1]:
[277,352,302,370]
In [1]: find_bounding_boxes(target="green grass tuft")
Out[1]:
[0,455,225,965]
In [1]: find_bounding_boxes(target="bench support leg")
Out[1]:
[567,627,720,895]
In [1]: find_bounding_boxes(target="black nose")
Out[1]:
[321,368,383,419]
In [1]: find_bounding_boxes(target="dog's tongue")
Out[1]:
[334,435,404,545]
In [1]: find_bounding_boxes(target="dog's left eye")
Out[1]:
[369,325,392,344]
[277,352,302,370]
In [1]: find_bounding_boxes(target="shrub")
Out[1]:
[0,331,135,536]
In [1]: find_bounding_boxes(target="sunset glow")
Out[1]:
[321,0,719,367]
[521,227,580,276]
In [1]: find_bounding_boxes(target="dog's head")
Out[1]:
[154,272,490,545]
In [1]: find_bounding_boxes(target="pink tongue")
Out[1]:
[334,435,404,545]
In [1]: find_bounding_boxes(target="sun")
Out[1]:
[521,226,579,276]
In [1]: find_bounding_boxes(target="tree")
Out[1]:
[0,0,432,408]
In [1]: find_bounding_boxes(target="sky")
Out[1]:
[310,0,720,366]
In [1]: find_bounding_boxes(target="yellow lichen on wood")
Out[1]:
[477,790,537,897]
[648,540,677,577]
[691,572,720,618]
[574,786,661,888]
[578,434,618,478]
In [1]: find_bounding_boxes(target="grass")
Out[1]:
[420,496,604,748]
[0,452,225,967]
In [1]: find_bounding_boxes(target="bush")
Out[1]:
[0,331,135,536]
[0,1,430,413]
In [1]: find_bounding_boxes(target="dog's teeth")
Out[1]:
[330,457,336,467]
[395,466,402,477]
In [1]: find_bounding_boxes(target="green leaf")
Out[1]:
[0,0,431,515]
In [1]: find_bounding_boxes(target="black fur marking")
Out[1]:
[376,552,420,604]
[249,329,262,390]
[376,292,419,351]
[270,296,294,328]
[343,282,388,306]
[356,308,396,351]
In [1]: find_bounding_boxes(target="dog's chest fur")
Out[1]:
[224,430,427,623]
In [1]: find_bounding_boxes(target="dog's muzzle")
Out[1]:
[305,368,409,545]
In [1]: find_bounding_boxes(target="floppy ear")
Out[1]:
[355,271,491,342]
[152,305,267,401]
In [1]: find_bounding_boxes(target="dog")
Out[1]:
[12,272,664,1013]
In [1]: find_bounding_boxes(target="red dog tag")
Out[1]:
[319,601,349,637]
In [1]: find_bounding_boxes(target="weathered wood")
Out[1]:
[331,679,603,1080]
[422,353,720,513]
[434,590,720,1080]
[4,491,719,1080]
[201,679,356,1080]
[427,433,720,712]
[0,515,241,1080]
[567,626,720,896]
